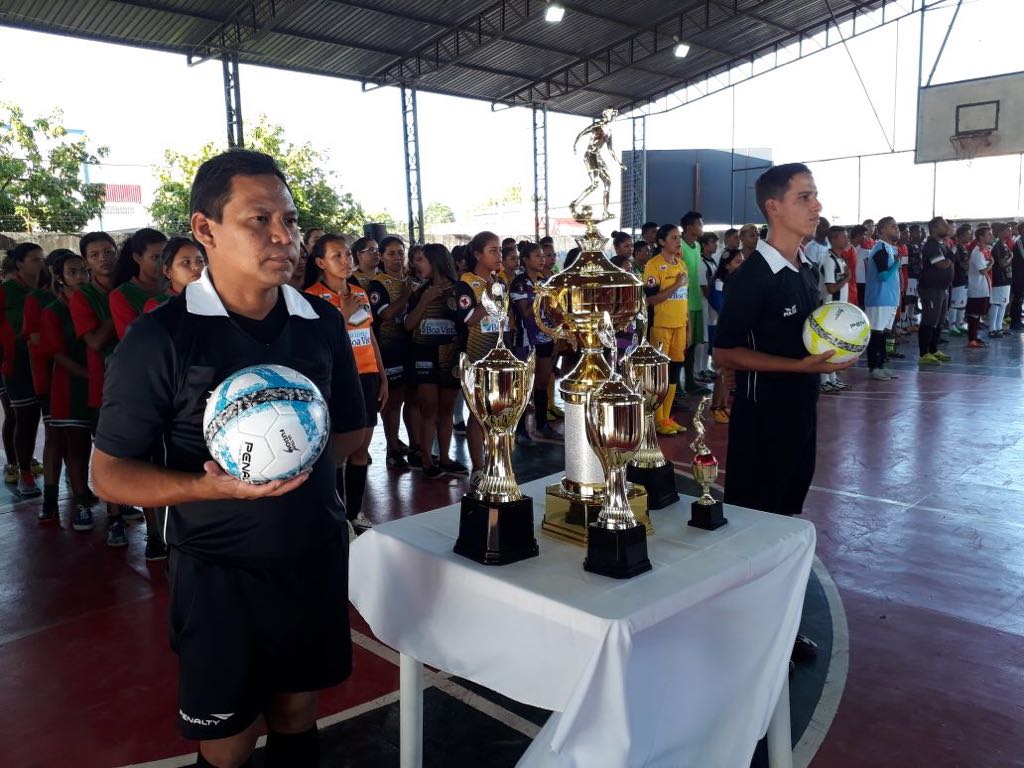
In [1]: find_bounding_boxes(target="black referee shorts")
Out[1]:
[168,538,352,740]
[723,396,817,517]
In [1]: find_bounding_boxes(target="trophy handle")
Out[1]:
[533,287,566,342]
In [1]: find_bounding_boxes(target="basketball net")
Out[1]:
[949,132,993,167]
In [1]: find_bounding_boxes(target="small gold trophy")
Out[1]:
[583,313,652,578]
[454,282,540,565]
[688,396,727,531]
[622,312,679,510]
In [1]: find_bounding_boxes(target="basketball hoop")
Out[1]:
[949,130,994,165]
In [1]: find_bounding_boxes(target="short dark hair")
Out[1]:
[190,149,290,221]
[698,233,718,246]
[641,221,658,233]
[956,224,973,239]
[926,216,945,234]
[378,235,405,255]
[724,228,739,239]
[7,242,42,263]
[538,236,554,247]
[850,225,867,239]
[79,231,116,259]
[680,211,703,230]
[975,225,990,240]
[755,163,812,220]
[827,225,847,240]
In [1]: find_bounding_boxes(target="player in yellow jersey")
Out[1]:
[643,223,689,435]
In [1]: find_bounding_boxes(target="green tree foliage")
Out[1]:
[424,201,455,225]
[150,115,366,235]
[0,103,108,233]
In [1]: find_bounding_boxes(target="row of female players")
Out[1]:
[1,228,571,545]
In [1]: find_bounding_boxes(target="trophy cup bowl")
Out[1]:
[453,285,540,565]
[622,337,680,510]
[688,396,728,531]
[532,236,650,545]
[582,374,652,578]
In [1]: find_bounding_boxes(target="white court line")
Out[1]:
[793,558,850,768]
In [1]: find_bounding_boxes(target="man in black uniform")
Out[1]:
[93,150,365,768]
[918,216,954,363]
[713,163,853,655]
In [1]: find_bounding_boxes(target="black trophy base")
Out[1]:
[453,494,539,566]
[688,499,728,531]
[627,462,680,510]
[583,523,652,579]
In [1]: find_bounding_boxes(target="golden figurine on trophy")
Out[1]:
[688,396,727,531]
[583,314,652,578]
[533,113,650,546]
[454,282,540,564]
[622,312,680,510]
[571,108,625,222]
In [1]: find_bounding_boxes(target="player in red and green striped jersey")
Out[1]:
[143,237,206,313]
[109,228,167,340]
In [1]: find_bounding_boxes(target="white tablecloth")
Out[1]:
[349,475,815,768]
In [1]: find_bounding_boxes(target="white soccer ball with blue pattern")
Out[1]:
[202,364,329,484]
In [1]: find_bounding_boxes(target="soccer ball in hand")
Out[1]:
[803,302,871,364]
[203,364,329,484]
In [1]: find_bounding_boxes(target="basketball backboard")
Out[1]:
[915,71,1024,164]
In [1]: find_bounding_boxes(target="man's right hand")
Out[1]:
[200,461,310,500]
[797,350,857,374]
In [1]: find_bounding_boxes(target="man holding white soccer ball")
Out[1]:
[93,150,366,768]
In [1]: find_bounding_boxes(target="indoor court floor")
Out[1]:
[1,331,1022,768]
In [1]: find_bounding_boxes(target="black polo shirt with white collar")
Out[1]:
[715,240,820,404]
[95,268,365,561]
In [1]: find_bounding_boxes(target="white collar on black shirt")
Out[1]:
[185,266,319,319]
[757,239,811,274]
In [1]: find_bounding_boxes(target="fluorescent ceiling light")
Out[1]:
[545,3,565,22]
[674,42,691,58]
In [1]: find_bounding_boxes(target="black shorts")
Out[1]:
[39,396,50,423]
[380,343,411,388]
[724,396,817,517]
[358,372,380,427]
[966,296,990,316]
[169,538,351,740]
[413,343,460,389]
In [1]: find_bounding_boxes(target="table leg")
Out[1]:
[400,653,424,768]
[766,677,793,768]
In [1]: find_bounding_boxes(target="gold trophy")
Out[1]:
[533,204,649,544]
[622,312,679,510]
[688,396,727,531]
[582,314,652,578]
[454,282,540,564]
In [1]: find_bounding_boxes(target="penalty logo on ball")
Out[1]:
[203,364,329,484]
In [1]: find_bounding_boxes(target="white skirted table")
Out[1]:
[349,474,815,768]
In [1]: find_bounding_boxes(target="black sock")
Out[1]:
[918,326,931,357]
[43,483,58,507]
[194,752,251,768]
[683,346,696,389]
[264,727,319,768]
[344,463,368,520]
[533,388,548,428]
[928,325,940,354]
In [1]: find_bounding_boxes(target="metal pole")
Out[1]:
[914,1,925,162]
[932,162,937,218]
[857,155,862,223]
[222,53,243,148]
[400,85,424,245]
[730,86,736,225]
[532,107,549,241]
[926,0,963,87]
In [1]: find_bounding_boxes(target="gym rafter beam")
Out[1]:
[187,0,308,66]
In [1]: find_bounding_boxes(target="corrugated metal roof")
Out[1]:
[0,0,887,117]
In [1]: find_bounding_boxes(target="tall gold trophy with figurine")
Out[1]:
[533,108,651,545]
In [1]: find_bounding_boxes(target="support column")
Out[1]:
[532,106,549,241]
[401,85,425,245]
[222,53,243,148]
[628,116,647,238]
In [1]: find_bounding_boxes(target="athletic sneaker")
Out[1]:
[16,475,41,498]
[820,382,838,393]
[882,368,900,378]
[987,330,1004,339]
[31,458,43,476]
[3,464,17,485]
[711,407,730,424]
[665,418,687,433]
[536,424,564,442]
[406,448,423,468]
[439,459,469,477]
[918,353,940,365]
[144,537,168,561]
[37,506,59,525]
[869,369,891,381]
[933,351,952,362]
[888,350,906,359]
[386,449,409,469]
[352,512,374,531]
[422,463,444,480]
[656,419,679,436]
[121,506,144,522]
[453,421,468,436]
[833,381,851,391]
[106,519,128,548]
[71,505,94,532]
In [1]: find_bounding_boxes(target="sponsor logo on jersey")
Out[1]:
[646,276,658,287]
[369,292,380,305]
[458,294,472,309]
[783,304,798,317]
